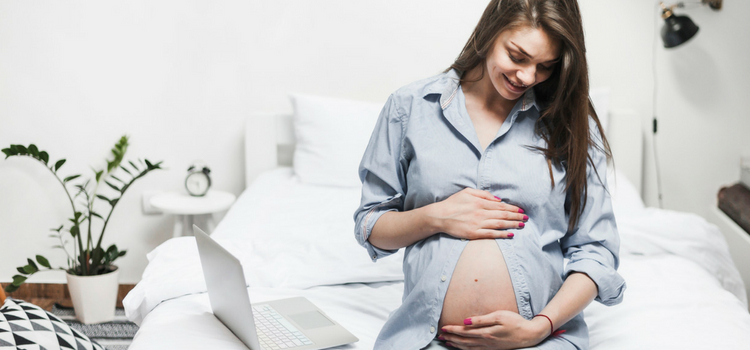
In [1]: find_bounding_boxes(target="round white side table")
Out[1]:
[150,190,236,237]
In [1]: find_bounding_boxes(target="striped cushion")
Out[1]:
[0,298,104,350]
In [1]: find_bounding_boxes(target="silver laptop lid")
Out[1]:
[194,224,261,350]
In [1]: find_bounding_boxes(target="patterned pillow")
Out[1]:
[0,298,104,350]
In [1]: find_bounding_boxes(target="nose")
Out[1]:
[516,66,536,86]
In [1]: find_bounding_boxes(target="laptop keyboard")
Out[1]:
[253,304,314,349]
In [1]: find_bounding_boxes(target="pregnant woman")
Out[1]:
[354,0,625,349]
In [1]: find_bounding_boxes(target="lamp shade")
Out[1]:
[661,14,699,48]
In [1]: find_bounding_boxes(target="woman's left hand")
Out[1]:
[439,310,549,349]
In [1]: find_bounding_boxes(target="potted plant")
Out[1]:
[2,136,162,324]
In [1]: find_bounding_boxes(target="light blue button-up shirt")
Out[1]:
[354,69,625,350]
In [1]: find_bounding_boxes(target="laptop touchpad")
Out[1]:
[289,311,334,330]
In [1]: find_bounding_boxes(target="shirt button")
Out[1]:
[440,275,447,282]
[372,255,377,259]
[430,326,436,333]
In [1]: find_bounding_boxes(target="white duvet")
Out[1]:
[124,168,750,349]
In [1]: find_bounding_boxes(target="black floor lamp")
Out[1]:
[651,0,723,208]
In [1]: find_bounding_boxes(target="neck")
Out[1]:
[461,65,517,114]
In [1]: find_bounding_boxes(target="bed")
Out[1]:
[123,92,750,349]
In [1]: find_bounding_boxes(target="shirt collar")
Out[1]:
[424,68,539,113]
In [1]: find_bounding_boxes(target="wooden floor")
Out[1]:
[1,283,135,311]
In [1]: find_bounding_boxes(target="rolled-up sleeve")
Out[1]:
[353,94,407,262]
[561,120,627,306]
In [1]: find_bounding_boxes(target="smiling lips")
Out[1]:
[503,74,528,93]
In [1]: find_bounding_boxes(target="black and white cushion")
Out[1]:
[0,298,104,350]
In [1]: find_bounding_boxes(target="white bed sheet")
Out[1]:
[127,254,750,349]
[125,167,750,349]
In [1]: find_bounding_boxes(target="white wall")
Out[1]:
[1,0,748,284]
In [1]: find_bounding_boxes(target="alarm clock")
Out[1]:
[185,163,211,197]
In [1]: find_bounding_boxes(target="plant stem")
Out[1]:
[42,159,86,275]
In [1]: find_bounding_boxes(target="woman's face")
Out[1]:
[484,26,561,101]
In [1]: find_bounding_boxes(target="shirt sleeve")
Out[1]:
[560,119,627,306]
[353,94,407,262]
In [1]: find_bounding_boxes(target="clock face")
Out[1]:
[186,172,210,196]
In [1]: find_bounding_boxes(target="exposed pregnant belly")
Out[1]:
[439,239,519,329]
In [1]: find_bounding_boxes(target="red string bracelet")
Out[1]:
[534,314,566,337]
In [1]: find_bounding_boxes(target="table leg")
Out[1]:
[173,215,183,238]
[206,214,216,234]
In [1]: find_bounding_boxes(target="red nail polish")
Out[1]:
[441,328,447,333]
[518,208,525,213]
[438,336,445,340]
[519,222,525,228]
[523,215,528,221]
[494,196,502,201]
[508,233,514,238]
[446,342,454,347]
[463,318,472,325]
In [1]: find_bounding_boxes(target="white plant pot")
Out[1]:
[66,267,119,324]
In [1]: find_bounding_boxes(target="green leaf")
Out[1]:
[70,226,79,237]
[54,159,66,171]
[15,145,27,155]
[27,258,38,271]
[104,180,121,192]
[74,211,82,220]
[23,264,37,274]
[39,151,49,164]
[2,148,13,158]
[12,275,27,285]
[110,174,123,183]
[145,159,153,169]
[128,161,139,171]
[16,267,26,274]
[95,170,104,182]
[27,144,39,157]
[36,255,51,268]
[118,250,126,257]
[96,194,111,202]
[50,225,63,232]
[110,198,119,206]
[63,174,81,183]
[119,165,132,176]
[90,211,103,219]
[5,284,19,293]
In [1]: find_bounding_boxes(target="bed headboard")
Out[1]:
[244,109,644,196]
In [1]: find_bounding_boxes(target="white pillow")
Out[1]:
[291,93,383,187]
[607,168,645,217]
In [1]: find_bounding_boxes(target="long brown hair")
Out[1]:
[448,0,611,233]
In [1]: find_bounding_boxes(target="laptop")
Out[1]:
[193,225,359,350]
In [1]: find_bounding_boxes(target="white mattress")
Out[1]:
[125,167,750,349]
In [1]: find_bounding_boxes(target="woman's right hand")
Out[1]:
[428,188,527,240]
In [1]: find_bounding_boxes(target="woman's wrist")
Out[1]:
[528,316,552,343]
[421,201,445,234]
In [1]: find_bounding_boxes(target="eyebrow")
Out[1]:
[510,41,560,64]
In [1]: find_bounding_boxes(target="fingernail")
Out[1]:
[518,208,525,213]
[507,233,514,238]
[441,328,447,333]
[519,222,525,228]
[494,196,502,201]
[438,336,445,340]
[523,215,528,221]
[463,318,472,325]
[446,342,454,347]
